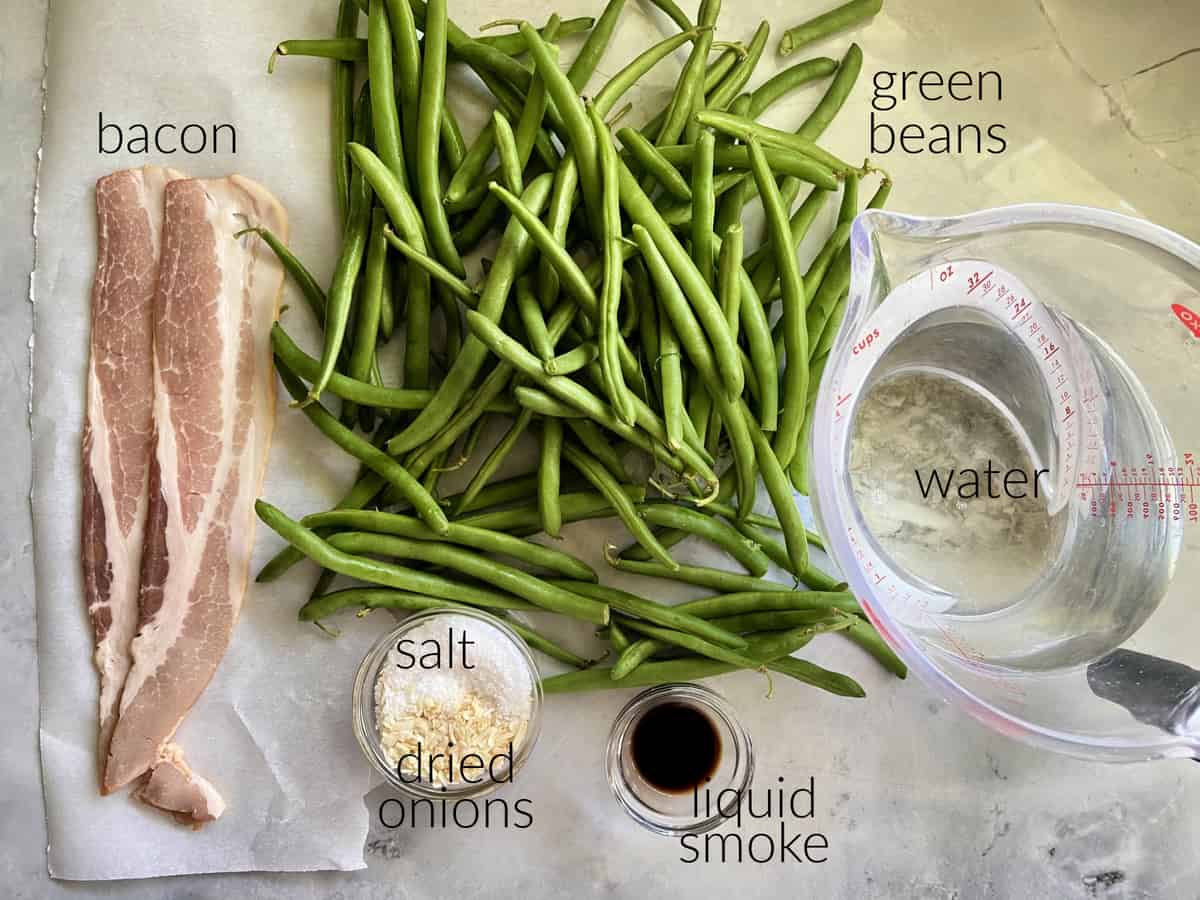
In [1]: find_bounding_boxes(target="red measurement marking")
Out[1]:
[1172,303,1200,338]
[1077,481,1200,487]
[966,269,992,294]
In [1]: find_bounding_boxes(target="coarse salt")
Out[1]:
[374,614,534,787]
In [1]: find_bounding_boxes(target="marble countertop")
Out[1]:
[4,1,1199,897]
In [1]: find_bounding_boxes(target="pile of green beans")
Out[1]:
[260,0,904,695]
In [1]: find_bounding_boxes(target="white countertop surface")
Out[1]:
[4,1,1199,896]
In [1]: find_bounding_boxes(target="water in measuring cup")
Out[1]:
[849,370,1065,614]
[842,294,1179,673]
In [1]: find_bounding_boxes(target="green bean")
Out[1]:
[444,471,535,517]
[609,550,842,593]
[631,225,754,513]
[617,618,772,673]
[592,106,637,429]
[306,85,373,407]
[535,160,578,308]
[301,508,595,581]
[516,279,554,364]
[277,361,449,534]
[539,418,564,538]
[401,0,535,92]
[463,310,709,481]
[675,590,860,618]
[659,171,749,226]
[798,42,862,140]
[694,109,854,172]
[405,296,578,479]
[644,0,692,31]
[415,0,464,277]
[706,609,847,633]
[658,307,684,451]
[488,183,598,316]
[691,129,717,286]
[548,580,749,649]
[605,620,633,653]
[843,617,908,677]
[561,443,678,569]
[445,121,495,206]
[593,29,706,117]
[271,325,513,414]
[327,531,609,624]
[638,502,771,576]
[747,138,809,470]
[378,256,396,341]
[617,127,692,201]
[545,343,598,376]
[748,57,838,117]
[612,639,659,679]
[780,0,882,56]
[369,0,407,184]
[737,402,812,576]
[383,227,477,306]
[439,104,467,174]
[655,143,840,189]
[656,0,717,147]
[619,165,743,399]
[269,38,366,74]
[477,16,595,54]
[387,173,554,455]
[749,186,830,300]
[331,0,358,225]
[789,351,827,494]
[520,23,601,231]
[514,385,582,417]
[566,418,631,482]
[704,20,770,113]
[300,587,527,619]
[452,409,534,516]
[546,622,865,695]
[257,501,537,608]
[346,144,435,393]
[717,223,742,339]
[492,111,523,195]
[566,0,625,89]
[346,209,388,426]
[236,227,326,325]
[384,0,423,180]
[256,470,386,583]
[458,486,645,532]
[805,176,889,355]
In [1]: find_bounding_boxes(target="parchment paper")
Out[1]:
[31,0,392,879]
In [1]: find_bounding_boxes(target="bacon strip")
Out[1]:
[82,166,182,791]
[102,176,287,820]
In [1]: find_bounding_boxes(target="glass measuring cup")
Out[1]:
[809,203,1200,762]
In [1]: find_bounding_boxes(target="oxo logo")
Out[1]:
[1172,303,1200,338]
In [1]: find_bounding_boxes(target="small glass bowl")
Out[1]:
[353,608,543,799]
[605,683,754,835]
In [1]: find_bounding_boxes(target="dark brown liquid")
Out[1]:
[629,702,721,794]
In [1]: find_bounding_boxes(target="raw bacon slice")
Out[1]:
[133,743,226,829]
[103,176,287,809]
[82,165,182,791]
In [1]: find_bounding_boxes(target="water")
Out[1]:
[843,309,1179,672]
[849,371,1064,615]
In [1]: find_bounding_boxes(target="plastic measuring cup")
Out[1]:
[810,203,1200,762]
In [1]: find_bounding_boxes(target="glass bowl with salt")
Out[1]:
[353,608,543,798]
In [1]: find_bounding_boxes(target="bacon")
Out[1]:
[102,175,287,820]
[82,166,182,791]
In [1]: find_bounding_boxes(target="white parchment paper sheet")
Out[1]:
[32,0,392,880]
